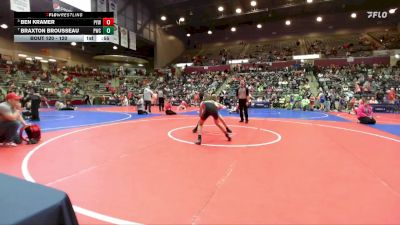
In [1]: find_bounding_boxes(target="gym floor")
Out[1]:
[1,106,399,224]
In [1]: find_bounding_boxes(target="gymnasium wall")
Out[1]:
[155,24,185,68]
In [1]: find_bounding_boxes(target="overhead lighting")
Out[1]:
[71,42,77,46]
[18,54,27,58]
[228,59,249,64]
[26,57,32,61]
[293,54,320,60]
[306,0,313,3]
[0,24,8,29]
[285,20,291,26]
[161,15,167,21]
[176,63,193,68]
[179,17,185,22]
[34,56,43,60]
[186,33,191,37]
[49,59,56,62]
[395,54,400,59]
[236,8,242,14]
[257,24,262,29]
[389,8,397,14]
[40,60,48,63]
[316,16,323,22]
[250,1,257,7]
[113,46,118,50]
[231,27,236,32]
[351,12,357,18]
[208,30,212,35]
[218,6,224,12]
[138,64,144,67]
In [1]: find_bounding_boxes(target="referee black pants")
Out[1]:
[159,97,164,111]
[238,99,248,121]
[145,100,152,113]
[30,99,41,121]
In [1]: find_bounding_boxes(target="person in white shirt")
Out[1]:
[122,96,129,106]
[158,89,165,112]
[143,86,153,113]
[136,95,148,115]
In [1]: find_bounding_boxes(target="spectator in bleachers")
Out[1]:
[387,87,397,104]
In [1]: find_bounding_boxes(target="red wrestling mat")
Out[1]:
[3,116,400,224]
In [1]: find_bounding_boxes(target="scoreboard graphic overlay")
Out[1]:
[14,12,114,42]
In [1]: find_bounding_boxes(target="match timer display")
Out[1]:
[14,12,115,42]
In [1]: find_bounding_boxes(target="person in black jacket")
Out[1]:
[236,80,249,123]
[27,88,41,121]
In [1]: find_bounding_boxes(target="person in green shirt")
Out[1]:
[301,97,310,111]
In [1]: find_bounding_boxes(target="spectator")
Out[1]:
[158,88,165,112]
[122,96,129,106]
[165,99,177,115]
[387,87,397,104]
[0,93,28,147]
[137,95,148,115]
[355,99,376,124]
[26,89,41,121]
[143,86,153,113]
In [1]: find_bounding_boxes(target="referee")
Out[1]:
[236,80,249,123]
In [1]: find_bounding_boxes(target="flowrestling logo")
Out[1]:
[367,8,397,18]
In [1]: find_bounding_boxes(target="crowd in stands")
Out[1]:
[315,64,400,111]
[305,34,377,57]
[247,39,301,63]
[1,49,399,116]
[150,71,228,105]
[222,69,311,108]
[176,31,400,66]
[368,30,400,50]
[0,58,151,107]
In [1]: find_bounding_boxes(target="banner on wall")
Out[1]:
[112,24,119,45]
[10,0,30,12]
[129,30,136,50]
[97,0,107,12]
[120,27,128,48]
[108,0,118,23]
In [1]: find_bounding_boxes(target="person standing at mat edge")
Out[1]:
[158,88,165,112]
[143,85,153,113]
[236,80,250,123]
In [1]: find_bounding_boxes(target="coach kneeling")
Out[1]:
[0,93,28,147]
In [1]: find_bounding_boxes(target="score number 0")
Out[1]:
[102,18,114,26]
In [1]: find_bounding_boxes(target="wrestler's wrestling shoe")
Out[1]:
[195,135,202,145]
[225,133,232,141]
